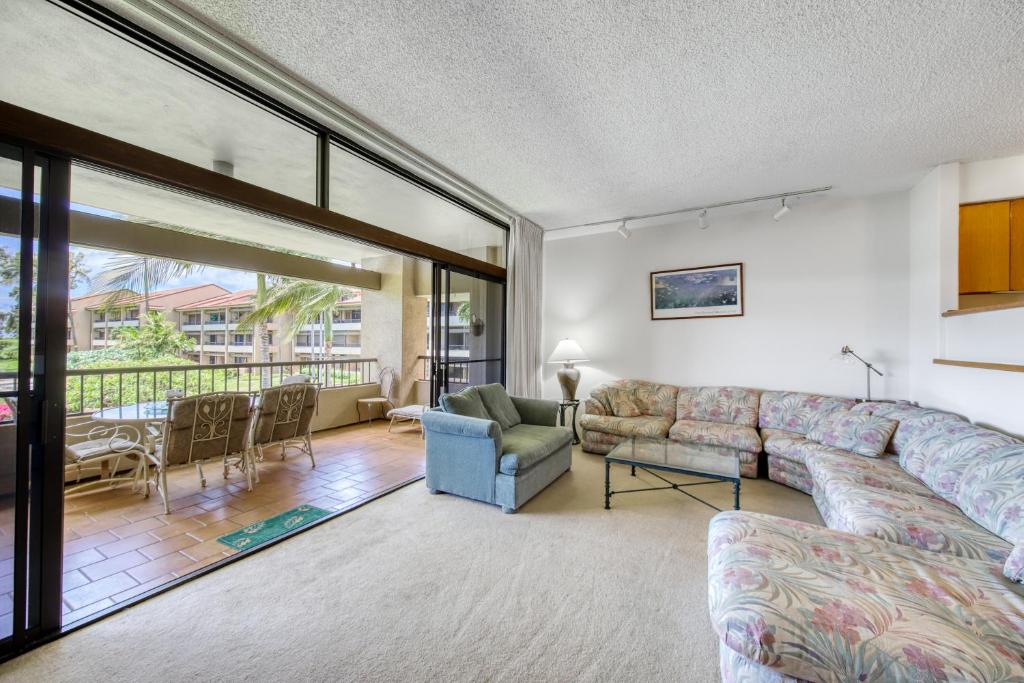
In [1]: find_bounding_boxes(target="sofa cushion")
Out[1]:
[668,419,761,454]
[766,455,814,495]
[1006,544,1024,583]
[498,424,572,475]
[606,387,643,417]
[475,383,521,430]
[805,409,897,458]
[807,450,940,500]
[850,401,964,455]
[439,387,492,421]
[590,380,679,420]
[708,511,1024,683]
[577,414,671,439]
[675,386,760,427]
[899,421,1017,501]
[954,444,1024,545]
[758,391,856,434]
[811,477,1012,563]
[761,428,851,466]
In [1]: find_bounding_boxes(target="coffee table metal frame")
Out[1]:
[603,439,741,512]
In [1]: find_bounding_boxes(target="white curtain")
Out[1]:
[505,215,544,398]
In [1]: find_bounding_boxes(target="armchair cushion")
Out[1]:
[510,396,558,427]
[439,387,492,421]
[805,409,897,458]
[475,383,521,430]
[499,424,573,475]
[66,437,141,464]
[954,444,1024,545]
[758,391,855,434]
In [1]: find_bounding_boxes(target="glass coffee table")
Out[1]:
[604,436,741,511]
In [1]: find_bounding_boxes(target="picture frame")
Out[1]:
[650,262,744,320]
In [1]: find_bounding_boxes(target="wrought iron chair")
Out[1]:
[250,383,321,475]
[64,421,147,498]
[142,392,255,514]
[356,366,396,424]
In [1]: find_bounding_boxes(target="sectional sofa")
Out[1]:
[579,380,1024,680]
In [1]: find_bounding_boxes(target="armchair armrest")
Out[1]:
[584,397,608,417]
[422,410,501,440]
[511,396,558,427]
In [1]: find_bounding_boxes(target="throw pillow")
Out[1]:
[439,387,492,421]
[475,383,522,430]
[1005,544,1024,584]
[806,409,897,458]
[607,388,643,418]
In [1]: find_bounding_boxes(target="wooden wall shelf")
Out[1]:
[943,300,1024,317]
[933,358,1024,373]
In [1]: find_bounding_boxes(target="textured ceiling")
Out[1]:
[170,1,1024,227]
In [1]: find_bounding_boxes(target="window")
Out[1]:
[208,312,225,323]
[232,355,248,364]
[92,329,105,340]
[330,143,506,267]
[125,307,139,321]
[93,311,105,322]
[232,334,252,345]
[185,313,201,325]
[266,332,274,345]
[2,0,318,202]
[207,334,223,345]
[229,309,250,323]
[107,310,121,322]
[207,356,221,365]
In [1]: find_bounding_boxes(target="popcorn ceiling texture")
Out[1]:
[170,0,1024,227]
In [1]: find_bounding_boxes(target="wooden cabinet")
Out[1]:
[959,201,1010,293]
[1011,199,1024,291]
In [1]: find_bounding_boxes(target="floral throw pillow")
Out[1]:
[1006,544,1024,583]
[607,388,643,418]
[806,409,898,458]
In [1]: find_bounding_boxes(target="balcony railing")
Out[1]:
[43,358,377,417]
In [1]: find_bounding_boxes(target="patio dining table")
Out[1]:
[91,400,170,427]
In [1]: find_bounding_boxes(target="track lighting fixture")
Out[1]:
[773,198,790,221]
[547,185,831,235]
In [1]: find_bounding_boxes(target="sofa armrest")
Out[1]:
[511,396,559,427]
[422,410,501,440]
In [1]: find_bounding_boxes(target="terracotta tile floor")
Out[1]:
[57,421,425,627]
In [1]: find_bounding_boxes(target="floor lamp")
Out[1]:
[840,345,883,400]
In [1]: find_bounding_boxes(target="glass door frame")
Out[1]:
[429,263,506,405]
[0,140,70,658]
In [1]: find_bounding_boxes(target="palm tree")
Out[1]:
[92,255,202,313]
[239,278,355,361]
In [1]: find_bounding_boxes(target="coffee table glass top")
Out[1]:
[606,437,740,479]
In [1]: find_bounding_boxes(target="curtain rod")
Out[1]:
[547,186,833,232]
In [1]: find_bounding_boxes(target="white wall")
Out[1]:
[543,193,911,405]
[907,157,1024,437]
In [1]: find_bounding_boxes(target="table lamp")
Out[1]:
[839,345,883,400]
[547,339,588,401]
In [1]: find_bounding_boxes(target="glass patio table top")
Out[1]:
[91,400,170,425]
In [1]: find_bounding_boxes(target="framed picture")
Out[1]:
[650,263,744,320]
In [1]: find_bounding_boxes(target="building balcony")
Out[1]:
[180,323,202,331]
[294,345,362,356]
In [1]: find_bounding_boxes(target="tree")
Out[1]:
[239,278,355,360]
[113,311,194,360]
[0,247,89,338]
[92,254,202,312]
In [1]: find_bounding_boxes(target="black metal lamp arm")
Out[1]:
[842,346,884,377]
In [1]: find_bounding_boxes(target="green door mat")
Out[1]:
[217,504,332,551]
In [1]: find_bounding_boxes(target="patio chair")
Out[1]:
[64,421,147,498]
[357,366,396,424]
[250,383,320,473]
[386,404,426,437]
[142,392,255,514]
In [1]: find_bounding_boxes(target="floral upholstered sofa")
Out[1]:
[579,380,762,478]
[708,401,1024,681]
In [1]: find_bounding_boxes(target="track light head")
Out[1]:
[617,220,631,239]
[698,209,709,230]
[773,198,790,221]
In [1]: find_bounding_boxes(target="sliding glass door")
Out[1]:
[0,143,69,656]
[430,264,505,404]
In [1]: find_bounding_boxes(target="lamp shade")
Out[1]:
[547,339,588,364]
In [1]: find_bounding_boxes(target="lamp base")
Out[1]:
[556,365,581,401]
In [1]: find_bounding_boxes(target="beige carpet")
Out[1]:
[1,447,820,682]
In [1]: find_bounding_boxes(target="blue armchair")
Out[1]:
[422,385,572,513]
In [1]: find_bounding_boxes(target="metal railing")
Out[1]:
[19,358,379,417]
[418,355,502,388]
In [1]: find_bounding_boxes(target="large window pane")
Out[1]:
[330,145,507,267]
[1,0,317,203]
